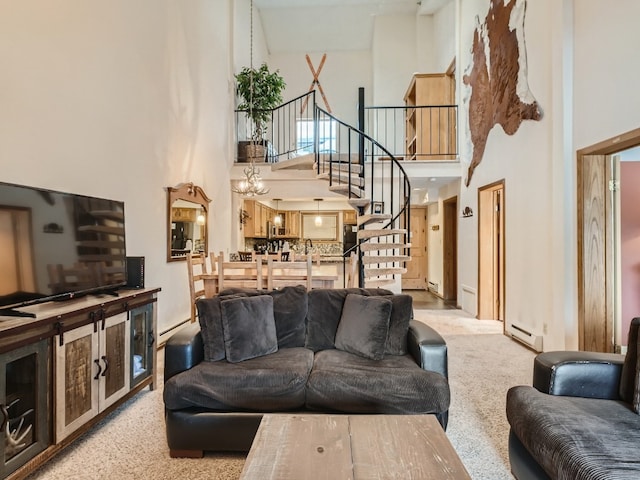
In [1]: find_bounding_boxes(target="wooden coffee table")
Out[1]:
[240,414,471,480]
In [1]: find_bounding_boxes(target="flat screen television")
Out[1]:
[0,181,127,317]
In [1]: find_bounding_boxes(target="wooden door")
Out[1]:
[478,182,505,321]
[99,313,130,410]
[578,154,613,352]
[442,197,458,301]
[402,207,427,290]
[55,323,99,442]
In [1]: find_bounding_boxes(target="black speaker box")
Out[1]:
[126,256,145,289]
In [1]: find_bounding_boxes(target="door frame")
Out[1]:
[477,180,505,324]
[442,196,458,302]
[577,127,640,352]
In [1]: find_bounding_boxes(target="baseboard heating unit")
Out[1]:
[508,323,543,352]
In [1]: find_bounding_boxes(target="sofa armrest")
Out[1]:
[407,320,448,379]
[164,322,204,382]
[533,351,625,399]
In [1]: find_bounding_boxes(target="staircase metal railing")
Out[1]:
[235,91,317,163]
[312,98,411,288]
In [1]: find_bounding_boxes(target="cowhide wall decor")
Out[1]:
[462,0,542,186]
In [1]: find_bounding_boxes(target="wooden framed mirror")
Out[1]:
[166,183,211,262]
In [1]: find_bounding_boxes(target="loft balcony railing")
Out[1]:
[363,104,458,161]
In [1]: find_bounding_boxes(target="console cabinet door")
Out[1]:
[99,313,130,411]
[55,312,130,441]
[130,304,154,388]
[55,323,100,442]
[0,340,50,478]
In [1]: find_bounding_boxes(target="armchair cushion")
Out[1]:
[335,293,392,360]
[507,385,640,480]
[220,295,277,363]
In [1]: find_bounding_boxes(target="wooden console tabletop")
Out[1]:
[240,414,471,480]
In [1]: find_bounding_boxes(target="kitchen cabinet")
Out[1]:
[343,210,357,224]
[171,207,197,222]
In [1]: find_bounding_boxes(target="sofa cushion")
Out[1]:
[385,294,413,356]
[218,286,308,348]
[163,347,314,411]
[507,385,640,480]
[220,295,278,363]
[196,296,241,362]
[306,349,450,414]
[335,294,392,360]
[305,288,393,352]
[619,317,640,411]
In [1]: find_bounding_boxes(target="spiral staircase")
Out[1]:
[260,90,412,288]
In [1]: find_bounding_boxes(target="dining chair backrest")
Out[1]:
[186,252,208,323]
[266,256,312,291]
[217,255,264,291]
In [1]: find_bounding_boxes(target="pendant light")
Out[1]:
[314,198,323,226]
[273,199,282,226]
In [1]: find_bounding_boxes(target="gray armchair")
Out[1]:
[506,318,640,480]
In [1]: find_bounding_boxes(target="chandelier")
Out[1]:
[232,162,269,196]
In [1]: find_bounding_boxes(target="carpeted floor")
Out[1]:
[26,309,535,480]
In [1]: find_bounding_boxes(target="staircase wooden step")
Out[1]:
[318,153,360,164]
[361,255,410,264]
[358,228,406,240]
[325,163,363,174]
[270,153,315,170]
[348,198,370,209]
[360,242,411,251]
[364,278,397,288]
[358,213,391,226]
[329,184,364,197]
[317,172,365,188]
[364,267,407,277]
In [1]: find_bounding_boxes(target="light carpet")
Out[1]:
[27,309,535,480]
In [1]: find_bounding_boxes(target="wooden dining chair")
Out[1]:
[217,255,265,291]
[186,252,208,323]
[266,256,312,291]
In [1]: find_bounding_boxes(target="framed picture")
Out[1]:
[372,201,384,214]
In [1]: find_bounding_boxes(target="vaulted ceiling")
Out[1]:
[253,0,452,54]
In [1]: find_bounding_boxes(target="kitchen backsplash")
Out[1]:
[244,239,343,256]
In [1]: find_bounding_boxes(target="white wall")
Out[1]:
[0,0,236,338]
[269,51,372,127]
[372,15,418,106]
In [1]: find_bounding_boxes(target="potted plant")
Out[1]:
[235,63,286,162]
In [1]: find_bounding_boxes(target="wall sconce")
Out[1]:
[196,214,206,226]
[314,198,323,226]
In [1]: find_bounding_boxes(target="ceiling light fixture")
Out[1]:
[314,198,323,226]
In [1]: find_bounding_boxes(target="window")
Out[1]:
[296,119,337,154]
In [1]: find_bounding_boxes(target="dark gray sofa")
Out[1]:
[506,317,640,480]
[163,286,450,457]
